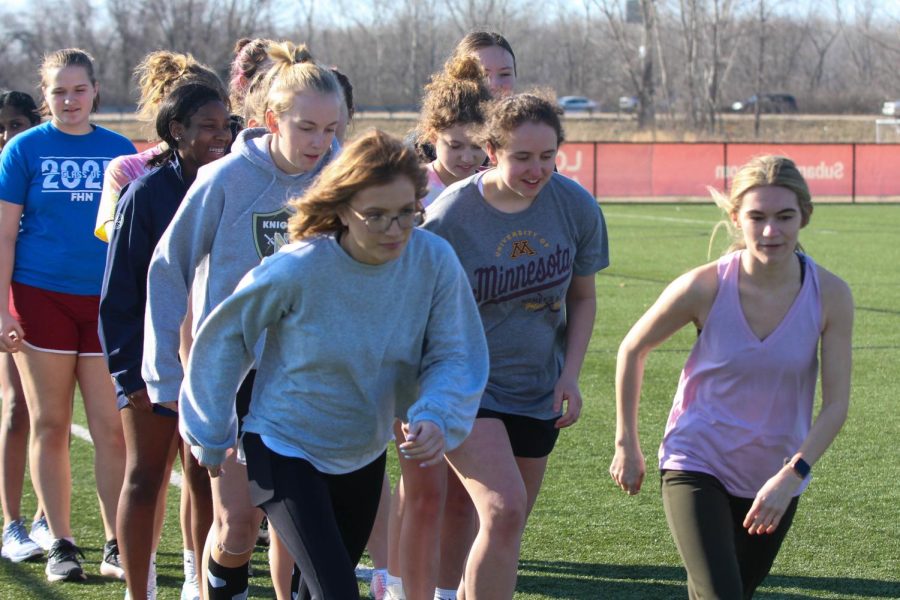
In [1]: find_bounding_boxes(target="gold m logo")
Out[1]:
[510,240,536,258]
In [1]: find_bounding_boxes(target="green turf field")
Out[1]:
[1,203,898,599]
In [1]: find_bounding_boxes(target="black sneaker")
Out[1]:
[45,538,86,582]
[100,538,125,579]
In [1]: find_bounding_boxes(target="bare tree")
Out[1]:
[593,0,657,129]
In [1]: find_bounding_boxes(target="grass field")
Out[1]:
[1,203,898,599]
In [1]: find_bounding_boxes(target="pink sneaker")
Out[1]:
[370,569,387,600]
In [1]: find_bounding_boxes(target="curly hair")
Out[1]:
[474,90,564,151]
[416,55,491,145]
[134,51,227,137]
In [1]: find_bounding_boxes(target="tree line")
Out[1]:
[2,0,899,132]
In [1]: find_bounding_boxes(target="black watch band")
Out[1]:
[785,457,811,479]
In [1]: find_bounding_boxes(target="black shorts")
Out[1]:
[476,408,560,458]
[236,369,256,434]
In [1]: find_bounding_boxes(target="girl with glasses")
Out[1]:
[180,129,488,600]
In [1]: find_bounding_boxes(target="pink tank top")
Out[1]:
[421,162,447,208]
[658,250,822,498]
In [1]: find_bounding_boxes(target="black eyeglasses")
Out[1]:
[346,206,425,233]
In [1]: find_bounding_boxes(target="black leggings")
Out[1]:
[661,470,799,600]
[242,432,385,600]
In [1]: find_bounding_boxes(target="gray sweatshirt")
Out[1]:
[142,127,338,403]
[180,231,489,473]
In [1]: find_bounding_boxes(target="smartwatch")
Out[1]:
[784,456,811,479]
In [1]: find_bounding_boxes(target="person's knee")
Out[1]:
[0,390,29,433]
[443,482,475,524]
[122,464,167,505]
[216,506,261,548]
[31,412,70,445]
[405,481,445,522]
[95,428,126,456]
[478,487,527,539]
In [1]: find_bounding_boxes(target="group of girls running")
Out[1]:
[0,26,850,600]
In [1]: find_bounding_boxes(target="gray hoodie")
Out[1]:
[142,127,338,404]
[180,232,489,472]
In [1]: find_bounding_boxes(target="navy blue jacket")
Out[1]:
[99,159,189,401]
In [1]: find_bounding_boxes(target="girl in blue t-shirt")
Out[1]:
[0,48,135,583]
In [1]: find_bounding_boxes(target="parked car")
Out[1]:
[559,96,599,113]
[882,100,900,116]
[731,93,798,113]
[618,95,639,112]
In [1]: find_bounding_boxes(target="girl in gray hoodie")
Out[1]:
[142,42,343,599]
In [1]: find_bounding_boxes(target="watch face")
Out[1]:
[793,458,811,478]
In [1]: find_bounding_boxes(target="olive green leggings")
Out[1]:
[661,470,799,600]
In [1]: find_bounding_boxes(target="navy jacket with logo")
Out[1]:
[99,158,189,401]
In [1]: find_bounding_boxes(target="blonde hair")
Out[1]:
[287,129,428,241]
[39,48,98,115]
[416,55,491,145]
[709,155,813,255]
[262,42,342,120]
[134,51,227,136]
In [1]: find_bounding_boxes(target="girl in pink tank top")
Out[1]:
[610,155,853,599]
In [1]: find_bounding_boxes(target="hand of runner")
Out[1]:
[399,420,445,468]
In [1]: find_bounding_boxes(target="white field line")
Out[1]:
[603,211,715,226]
[72,422,375,575]
[71,423,183,488]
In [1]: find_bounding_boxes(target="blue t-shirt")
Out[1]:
[0,122,135,295]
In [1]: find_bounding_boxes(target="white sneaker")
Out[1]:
[1,519,43,562]
[384,583,406,600]
[147,556,158,600]
[180,579,200,600]
[28,516,53,552]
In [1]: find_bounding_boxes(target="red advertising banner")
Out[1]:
[594,143,724,199]
[556,143,595,194]
[595,144,653,197]
[134,137,900,202]
[855,144,900,201]
[725,144,853,197]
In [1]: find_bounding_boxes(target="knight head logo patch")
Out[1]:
[252,208,293,258]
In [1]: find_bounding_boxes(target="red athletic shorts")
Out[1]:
[8,281,103,355]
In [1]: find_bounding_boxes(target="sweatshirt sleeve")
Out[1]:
[142,173,225,404]
[406,246,488,452]
[98,181,151,396]
[179,257,293,467]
